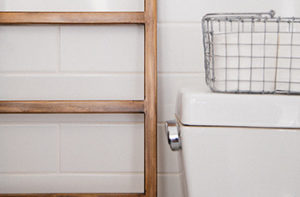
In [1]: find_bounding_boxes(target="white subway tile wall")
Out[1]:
[0,125,58,173]
[60,25,144,73]
[0,174,145,193]
[60,124,144,173]
[0,0,296,196]
[0,26,59,72]
[0,74,144,100]
[158,24,202,73]
[0,0,144,12]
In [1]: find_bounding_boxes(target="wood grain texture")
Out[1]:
[144,0,158,197]
[0,194,145,197]
[0,12,145,24]
[0,100,144,113]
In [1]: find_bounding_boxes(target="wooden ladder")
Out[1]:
[0,0,157,197]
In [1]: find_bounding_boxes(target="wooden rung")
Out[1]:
[0,193,145,197]
[0,12,145,24]
[0,100,144,113]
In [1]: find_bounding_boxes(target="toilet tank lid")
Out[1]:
[176,88,300,128]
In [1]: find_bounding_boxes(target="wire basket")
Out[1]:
[202,10,300,94]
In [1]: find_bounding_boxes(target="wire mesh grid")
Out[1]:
[202,10,300,94]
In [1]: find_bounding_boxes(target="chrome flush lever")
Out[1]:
[165,120,181,151]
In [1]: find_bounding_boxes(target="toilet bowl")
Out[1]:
[166,89,300,197]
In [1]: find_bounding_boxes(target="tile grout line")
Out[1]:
[57,25,62,73]
[158,21,202,24]
[0,122,172,126]
[0,122,145,125]
[57,123,62,174]
[0,172,182,176]
[0,71,205,75]
[0,72,144,75]
[0,122,167,126]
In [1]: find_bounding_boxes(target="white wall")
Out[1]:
[0,0,297,196]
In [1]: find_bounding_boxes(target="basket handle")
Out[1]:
[202,10,275,20]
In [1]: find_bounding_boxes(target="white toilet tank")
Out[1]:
[173,89,300,197]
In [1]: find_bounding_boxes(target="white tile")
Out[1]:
[158,23,203,73]
[0,74,144,100]
[0,121,180,173]
[61,25,144,72]
[158,124,180,173]
[0,114,144,123]
[0,122,180,173]
[0,174,144,193]
[60,124,144,172]
[0,25,59,72]
[0,0,143,11]
[158,73,209,122]
[0,174,184,196]
[158,174,185,197]
[0,125,58,173]
[158,0,299,22]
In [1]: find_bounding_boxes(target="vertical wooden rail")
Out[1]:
[144,0,157,197]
